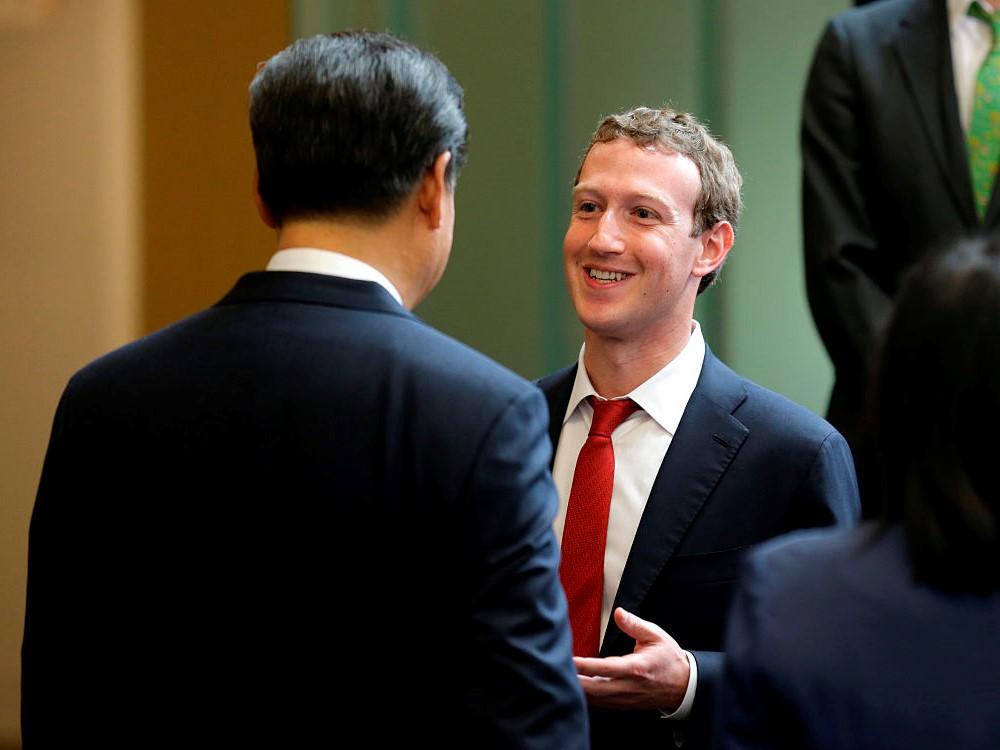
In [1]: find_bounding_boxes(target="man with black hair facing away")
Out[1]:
[22,32,587,749]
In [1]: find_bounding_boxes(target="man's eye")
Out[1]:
[634,207,656,220]
[578,201,599,213]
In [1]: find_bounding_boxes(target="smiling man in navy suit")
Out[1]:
[537,107,860,749]
[22,31,587,748]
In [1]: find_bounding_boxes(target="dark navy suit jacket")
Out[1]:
[23,271,587,748]
[538,349,860,749]
[716,524,1000,749]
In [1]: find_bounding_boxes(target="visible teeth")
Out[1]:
[589,269,627,282]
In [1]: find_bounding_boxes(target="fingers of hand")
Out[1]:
[574,655,633,679]
[614,607,670,644]
[576,642,690,711]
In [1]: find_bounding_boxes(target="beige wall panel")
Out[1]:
[0,0,139,743]
[142,0,288,332]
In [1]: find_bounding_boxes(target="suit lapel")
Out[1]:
[537,354,751,656]
[892,0,979,226]
[601,350,749,656]
[538,364,577,468]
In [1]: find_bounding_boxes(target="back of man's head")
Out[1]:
[250,31,468,226]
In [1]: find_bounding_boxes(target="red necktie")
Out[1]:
[560,396,640,657]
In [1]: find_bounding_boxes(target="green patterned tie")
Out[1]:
[969,2,1000,220]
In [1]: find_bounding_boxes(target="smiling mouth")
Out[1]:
[587,268,632,283]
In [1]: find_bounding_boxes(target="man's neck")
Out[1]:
[581,321,694,398]
[275,216,416,306]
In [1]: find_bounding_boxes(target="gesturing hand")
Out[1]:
[574,607,691,712]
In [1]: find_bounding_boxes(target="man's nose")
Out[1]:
[588,211,626,254]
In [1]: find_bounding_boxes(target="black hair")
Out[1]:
[877,234,1000,593]
[249,31,468,225]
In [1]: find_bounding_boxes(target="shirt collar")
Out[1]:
[265,247,403,305]
[952,0,995,25]
[563,321,706,436]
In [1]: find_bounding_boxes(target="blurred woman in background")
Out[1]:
[713,234,1000,749]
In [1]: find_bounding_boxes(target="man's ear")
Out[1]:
[693,220,734,279]
[417,151,453,229]
[253,167,277,229]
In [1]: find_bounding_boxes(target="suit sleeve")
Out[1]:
[460,386,588,749]
[788,430,862,528]
[802,19,893,386]
[21,385,93,747]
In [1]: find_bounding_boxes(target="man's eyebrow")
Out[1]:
[570,183,599,198]
[632,191,671,207]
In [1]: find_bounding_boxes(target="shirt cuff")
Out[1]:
[659,649,697,720]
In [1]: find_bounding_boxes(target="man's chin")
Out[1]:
[580,316,632,343]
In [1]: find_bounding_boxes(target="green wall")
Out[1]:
[293,0,849,414]
[720,0,849,413]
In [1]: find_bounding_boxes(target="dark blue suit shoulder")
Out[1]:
[737,380,839,439]
[382,314,539,406]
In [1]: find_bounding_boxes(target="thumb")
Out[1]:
[614,607,665,645]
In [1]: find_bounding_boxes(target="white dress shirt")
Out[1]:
[265,247,403,305]
[951,0,997,133]
[552,322,706,719]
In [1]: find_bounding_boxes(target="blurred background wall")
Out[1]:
[1,1,140,744]
[0,1,284,744]
[293,0,850,402]
[0,0,847,744]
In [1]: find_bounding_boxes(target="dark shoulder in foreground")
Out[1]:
[392,308,539,401]
[67,279,537,412]
[748,523,881,576]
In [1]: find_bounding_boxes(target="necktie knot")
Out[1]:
[970,2,1000,43]
[587,396,640,438]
